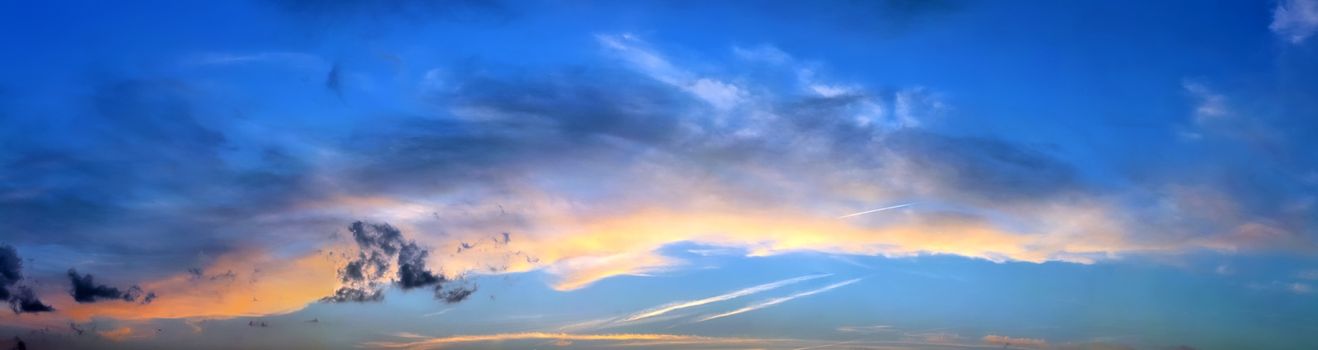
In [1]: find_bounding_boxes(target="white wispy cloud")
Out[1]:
[619,274,831,323]
[695,278,862,322]
[1272,0,1318,44]
[1183,81,1229,123]
[598,33,746,110]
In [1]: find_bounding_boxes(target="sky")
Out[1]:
[1,0,1318,349]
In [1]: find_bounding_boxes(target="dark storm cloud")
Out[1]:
[0,245,53,314]
[324,221,476,303]
[67,269,154,304]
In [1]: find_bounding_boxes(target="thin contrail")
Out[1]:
[619,274,832,323]
[695,278,862,323]
[421,308,452,318]
[836,203,911,219]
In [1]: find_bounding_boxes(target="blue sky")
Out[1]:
[2,0,1318,349]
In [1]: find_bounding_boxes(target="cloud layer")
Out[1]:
[1,1,1316,334]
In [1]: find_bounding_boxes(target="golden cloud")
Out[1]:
[56,249,340,321]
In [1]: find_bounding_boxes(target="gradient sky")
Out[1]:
[2,0,1318,349]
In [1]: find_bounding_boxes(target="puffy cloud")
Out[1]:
[322,221,477,303]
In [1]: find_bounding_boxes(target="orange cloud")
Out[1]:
[291,174,1188,294]
[98,326,152,342]
[362,332,781,349]
[983,334,1048,349]
[435,204,1141,290]
[56,249,340,321]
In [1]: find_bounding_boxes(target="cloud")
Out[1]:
[98,326,151,342]
[3,31,1167,305]
[0,246,20,302]
[361,332,780,350]
[343,36,1159,290]
[8,287,54,315]
[67,269,155,304]
[1272,0,1318,44]
[0,78,324,280]
[6,24,1315,331]
[1183,81,1229,122]
[56,249,339,321]
[420,308,451,318]
[598,34,746,110]
[320,287,383,303]
[982,334,1048,349]
[837,203,911,219]
[323,221,476,303]
[696,278,861,322]
[543,252,674,292]
[0,245,53,314]
[619,274,831,323]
